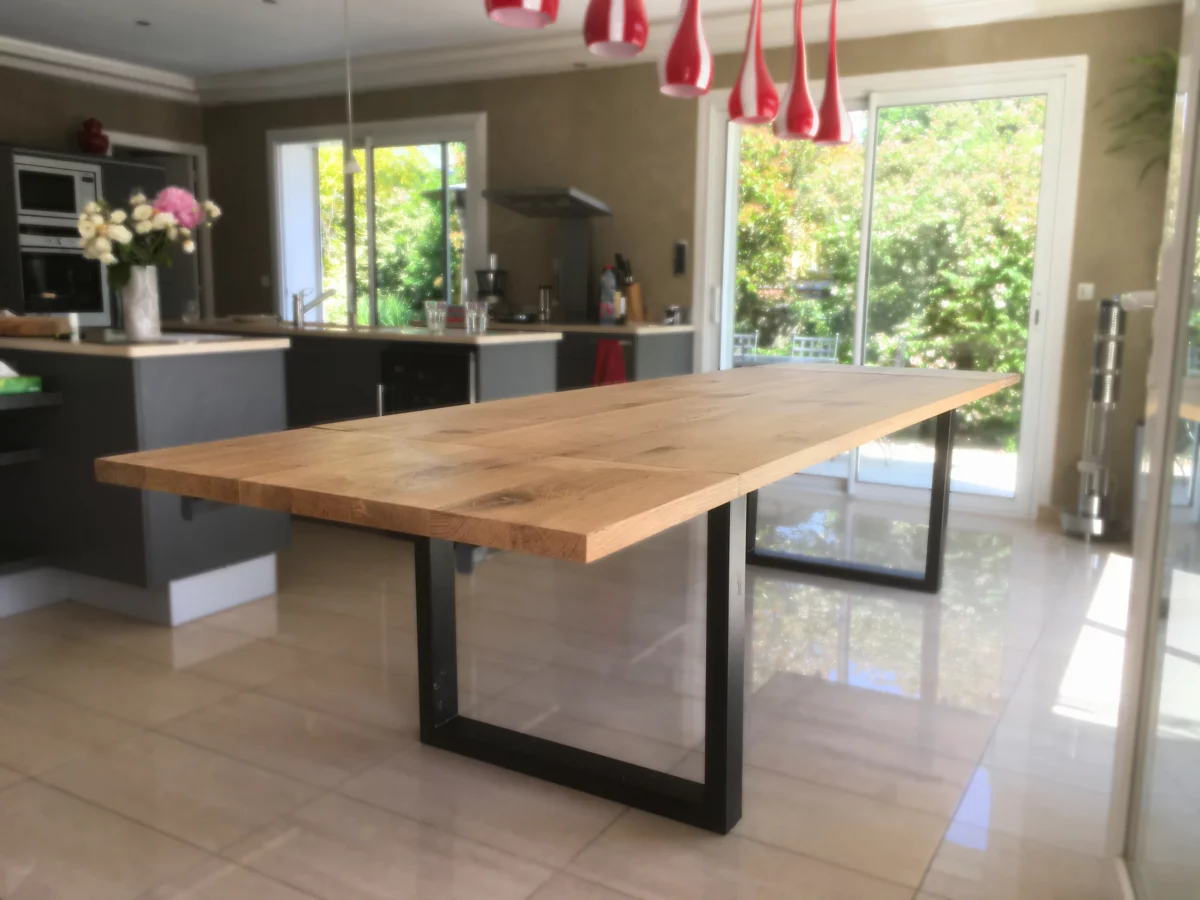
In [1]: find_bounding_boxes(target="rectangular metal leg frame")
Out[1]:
[746,410,956,594]
[414,496,747,834]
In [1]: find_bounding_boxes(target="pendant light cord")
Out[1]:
[343,0,357,174]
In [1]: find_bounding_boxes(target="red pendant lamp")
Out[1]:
[485,0,559,29]
[775,0,818,140]
[584,0,650,58]
[660,0,712,98]
[728,0,778,125]
[813,0,852,144]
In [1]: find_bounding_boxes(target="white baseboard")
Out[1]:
[0,555,278,627]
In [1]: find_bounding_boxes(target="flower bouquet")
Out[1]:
[77,187,221,340]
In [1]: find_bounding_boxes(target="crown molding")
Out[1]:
[0,0,1174,108]
[0,34,200,104]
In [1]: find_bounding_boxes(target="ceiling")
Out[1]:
[0,0,755,78]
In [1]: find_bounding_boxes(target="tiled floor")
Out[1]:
[0,485,1140,899]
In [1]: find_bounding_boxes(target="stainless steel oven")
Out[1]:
[13,155,101,225]
[19,232,111,325]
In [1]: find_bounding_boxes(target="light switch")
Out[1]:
[1076,282,1095,301]
[261,275,271,288]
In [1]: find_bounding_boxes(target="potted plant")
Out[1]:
[77,187,221,341]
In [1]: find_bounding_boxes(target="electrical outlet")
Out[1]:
[1076,282,1095,301]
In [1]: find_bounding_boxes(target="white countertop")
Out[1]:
[0,335,291,359]
[489,322,695,336]
[170,319,563,346]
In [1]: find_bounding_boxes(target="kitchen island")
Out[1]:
[97,363,1016,832]
[167,319,562,426]
[0,334,291,624]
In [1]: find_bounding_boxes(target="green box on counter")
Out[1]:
[0,375,42,394]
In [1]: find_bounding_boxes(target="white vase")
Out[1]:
[122,265,161,342]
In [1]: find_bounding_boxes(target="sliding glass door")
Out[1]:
[270,116,485,328]
[723,74,1070,515]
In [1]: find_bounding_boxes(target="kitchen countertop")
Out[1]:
[489,322,695,336]
[168,319,563,345]
[0,335,292,359]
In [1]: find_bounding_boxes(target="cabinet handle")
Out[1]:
[376,383,386,417]
[468,353,477,405]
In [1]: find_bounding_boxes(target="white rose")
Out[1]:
[100,253,117,266]
[110,209,127,224]
[129,193,147,206]
[167,225,178,241]
[151,211,176,230]
[108,224,133,245]
[135,220,153,235]
[89,213,104,226]
[178,226,191,238]
[202,200,222,219]
[83,201,101,215]
[91,236,112,256]
[181,240,196,254]
[132,204,154,222]
[78,220,96,240]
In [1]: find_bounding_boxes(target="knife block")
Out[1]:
[626,283,646,323]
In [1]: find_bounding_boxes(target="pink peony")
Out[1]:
[152,186,204,231]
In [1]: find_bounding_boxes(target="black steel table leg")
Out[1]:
[413,496,747,834]
[746,410,956,594]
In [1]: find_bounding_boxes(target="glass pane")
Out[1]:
[858,96,1048,499]
[733,113,867,479]
[316,141,353,325]
[372,143,451,326]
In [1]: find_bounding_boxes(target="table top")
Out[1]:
[96,364,1018,563]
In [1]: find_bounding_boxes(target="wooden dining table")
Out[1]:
[96,363,1017,834]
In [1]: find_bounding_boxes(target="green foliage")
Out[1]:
[1103,50,1178,180]
[735,97,1047,448]
[317,142,466,326]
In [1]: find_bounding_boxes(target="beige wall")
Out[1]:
[0,65,203,151]
[204,4,1179,519]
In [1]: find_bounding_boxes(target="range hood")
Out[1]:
[482,187,611,219]
[483,187,612,323]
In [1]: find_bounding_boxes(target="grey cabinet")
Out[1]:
[557,330,693,390]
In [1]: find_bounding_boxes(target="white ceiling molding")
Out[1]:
[199,0,1173,104]
[0,34,200,104]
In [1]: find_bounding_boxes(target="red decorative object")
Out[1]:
[728,0,778,125]
[584,0,650,58]
[659,0,712,98]
[775,0,819,140]
[77,118,110,155]
[813,0,852,144]
[485,0,558,29]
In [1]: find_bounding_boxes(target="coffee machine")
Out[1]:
[475,254,508,310]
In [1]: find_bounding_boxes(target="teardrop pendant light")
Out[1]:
[584,0,650,58]
[775,0,818,140]
[728,0,778,125]
[813,0,852,145]
[485,0,559,29]
[660,0,712,98]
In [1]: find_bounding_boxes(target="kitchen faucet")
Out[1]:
[291,289,337,328]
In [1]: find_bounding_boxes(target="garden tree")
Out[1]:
[736,97,1046,448]
[317,142,466,326]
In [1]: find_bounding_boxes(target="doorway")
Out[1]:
[695,59,1087,518]
[268,114,486,326]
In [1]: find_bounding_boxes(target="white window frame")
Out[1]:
[266,112,488,324]
[693,57,1088,518]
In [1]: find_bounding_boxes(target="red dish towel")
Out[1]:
[593,339,628,386]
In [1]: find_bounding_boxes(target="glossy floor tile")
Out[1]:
[0,496,1136,899]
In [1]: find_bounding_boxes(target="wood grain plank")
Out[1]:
[95,365,1017,562]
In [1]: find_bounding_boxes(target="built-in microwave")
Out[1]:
[13,155,100,224]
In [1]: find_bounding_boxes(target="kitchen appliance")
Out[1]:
[14,155,100,225]
[18,231,111,326]
[475,253,508,303]
[483,187,612,323]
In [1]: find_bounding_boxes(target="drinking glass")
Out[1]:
[424,300,448,334]
[465,300,489,335]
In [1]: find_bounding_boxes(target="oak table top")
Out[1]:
[96,364,1018,563]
